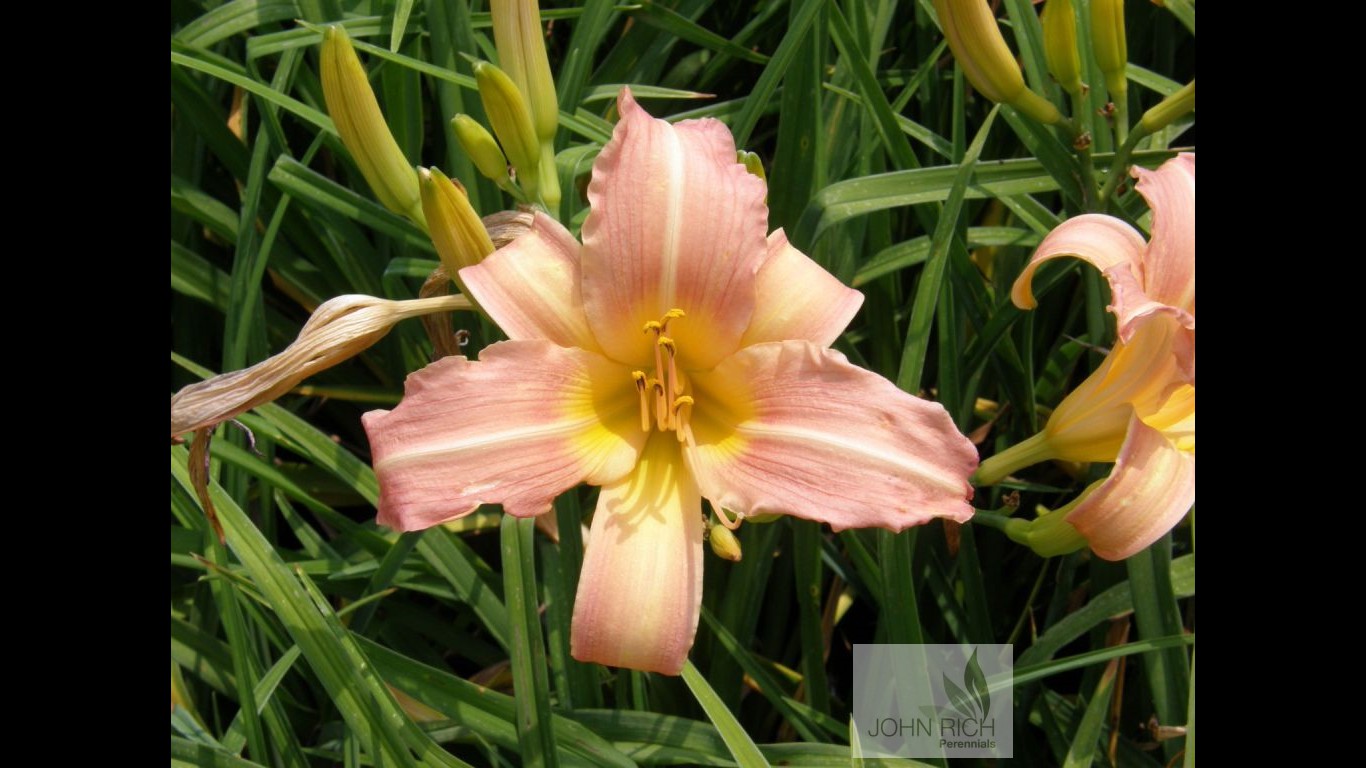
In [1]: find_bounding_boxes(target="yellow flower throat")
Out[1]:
[632,308,695,447]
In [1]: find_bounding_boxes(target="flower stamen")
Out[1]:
[672,395,694,445]
[635,309,694,436]
[658,335,679,409]
[632,370,650,432]
[713,504,743,531]
[660,308,686,332]
[652,378,667,430]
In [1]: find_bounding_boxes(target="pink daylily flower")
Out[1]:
[363,90,978,675]
[1010,153,1195,560]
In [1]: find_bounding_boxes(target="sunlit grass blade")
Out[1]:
[1018,553,1193,667]
[268,157,435,253]
[172,446,433,768]
[502,516,559,768]
[790,520,830,717]
[1061,654,1119,768]
[706,522,781,707]
[699,607,823,742]
[415,529,513,652]
[729,0,824,147]
[359,636,636,767]
[556,0,617,114]
[794,149,1178,246]
[629,1,768,64]
[171,45,335,135]
[171,736,271,768]
[681,660,770,768]
[897,105,998,392]
[1014,635,1193,687]
[1125,533,1190,762]
[175,0,300,49]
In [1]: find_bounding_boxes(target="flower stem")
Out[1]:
[1114,93,1130,146]
[973,431,1054,486]
[1004,505,1088,557]
[1068,93,1099,212]
[1097,125,1147,207]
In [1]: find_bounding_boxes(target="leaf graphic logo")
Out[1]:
[942,647,991,720]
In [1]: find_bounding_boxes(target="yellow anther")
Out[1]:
[657,335,676,354]
[672,395,694,410]
[642,320,662,335]
[661,308,686,332]
[632,371,651,432]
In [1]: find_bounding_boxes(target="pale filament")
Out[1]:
[632,309,694,439]
[713,504,743,530]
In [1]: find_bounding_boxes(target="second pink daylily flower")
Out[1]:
[363,90,978,675]
[980,154,1195,560]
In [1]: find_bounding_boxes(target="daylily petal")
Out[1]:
[1132,153,1195,316]
[1129,154,1196,383]
[363,341,645,530]
[580,88,769,370]
[1013,155,1196,380]
[571,431,703,675]
[459,211,600,351]
[1044,318,1184,462]
[1065,413,1195,561]
[740,229,865,348]
[686,341,977,532]
[1140,383,1194,453]
[1011,213,1146,312]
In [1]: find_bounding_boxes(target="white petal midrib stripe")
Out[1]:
[732,422,964,495]
[378,415,604,468]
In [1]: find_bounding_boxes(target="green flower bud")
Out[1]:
[1091,0,1128,100]
[475,61,542,194]
[419,168,495,292]
[737,150,767,183]
[452,114,510,184]
[1041,0,1084,96]
[1138,80,1195,136]
[708,523,743,562]
[932,0,1063,125]
[491,0,560,144]
[319,26,422,222]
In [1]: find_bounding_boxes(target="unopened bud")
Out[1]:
[737,150,766,183]
[932,0,1063,125]
[708,523,743,562]
[491,0,560,144]
[320,26,422,222]
[1090,0,1128,99]
[452,114,510,183]
[1041,0,1084,96]
[420,168,496,291]
[475,61,541,193]
[1138,80,1194,135]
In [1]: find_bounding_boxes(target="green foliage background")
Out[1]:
[171,1,1195,765]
